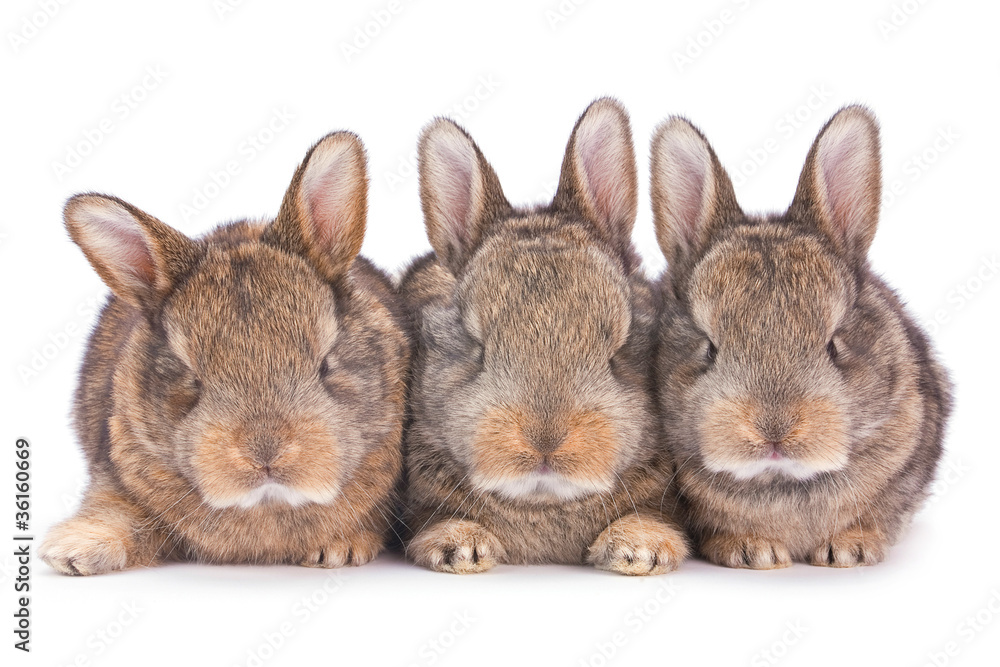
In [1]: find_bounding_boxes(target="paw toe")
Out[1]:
[702,535,791,570]
[588,517,687,576]
[302,532,382,569]
[408,520,503,574]
[39,529,130,576]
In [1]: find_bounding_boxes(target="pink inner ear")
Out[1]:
[819,127,871,240]
[671,149,709,246]
[74,202,157,289]
[436,147,475,248]
[425,129,479,252]
[575,117,632,229]
[655,126,713,251]
[300,145,363,253]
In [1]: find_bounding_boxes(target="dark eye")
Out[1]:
[167,371,201,419]
[705,340,718,364]
[319,357,330,379]
[827,338,839,362]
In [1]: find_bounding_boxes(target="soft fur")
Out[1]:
[40,132,410,575]
[650,106,952,568]
[400,98,689,575]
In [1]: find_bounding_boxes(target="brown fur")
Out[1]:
[40,132,409,575]
[400,98,688,575]
[650,107,952,568]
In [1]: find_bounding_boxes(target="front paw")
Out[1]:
[809,526,888,568]
[701,533,792,570]
[407,519,505,574]
[301,529,383,568]
[587,515,688,576]
[40,519,139,576]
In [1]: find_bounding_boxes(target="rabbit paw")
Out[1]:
[301,530,383,568]
[701,533,792,569]
[407,519,505,574]
[809,526,888,567]
[587,515,688,576]
[39,519,139,576]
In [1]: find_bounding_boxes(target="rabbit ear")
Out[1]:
[418,118,509,274]
[266,132,368,283]
[64,194,200,309]
[553,97,639,251]
[789,106,881,259]
[650,117,741,270]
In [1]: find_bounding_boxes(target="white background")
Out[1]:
[3,1,999,666]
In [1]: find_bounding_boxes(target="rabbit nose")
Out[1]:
[756,415,796,444]
[529,427,566,454]
[248,435,281,470]
[765,442,785,459]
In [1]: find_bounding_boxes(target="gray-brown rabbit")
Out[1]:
[39,132,409,574]
[649,106,952,568]
[400,98,689,575]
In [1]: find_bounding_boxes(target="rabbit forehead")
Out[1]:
[164,243,338,369]
[689,226,853,341]
[458,230,630,347]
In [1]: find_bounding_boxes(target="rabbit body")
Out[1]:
[401,99,688,575]
[649,107,952,568]
[40,133,409,574]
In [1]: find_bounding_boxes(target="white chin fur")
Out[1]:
[705,457,840,481]
[205,483,338,509]
[472,472,611,502]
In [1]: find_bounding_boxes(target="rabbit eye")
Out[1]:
[319,358,331,379]
[167,371,201,419]
[705,340,718,364]
[827,338,839,362]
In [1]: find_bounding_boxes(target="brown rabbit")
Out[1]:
[649,106,952,568]
[400,98,689,575]
[39,132,409,575]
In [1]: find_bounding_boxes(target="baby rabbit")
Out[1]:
[650,106,952,568]
[401,98,688,575]
[39,132,409,574]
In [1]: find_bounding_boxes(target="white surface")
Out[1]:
[2,1,998,665]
